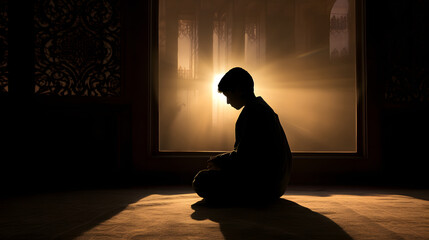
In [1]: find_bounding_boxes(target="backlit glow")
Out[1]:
[212,74,226,104]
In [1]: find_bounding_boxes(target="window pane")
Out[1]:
[158,0,356,152]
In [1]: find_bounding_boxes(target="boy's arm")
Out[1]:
[207,151,238,170]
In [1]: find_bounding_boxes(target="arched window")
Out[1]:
[330,0,350,59]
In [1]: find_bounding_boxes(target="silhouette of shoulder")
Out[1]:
[243,97,278,124]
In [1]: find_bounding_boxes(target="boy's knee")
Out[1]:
[192,170,208,189]
[192,170,210,198]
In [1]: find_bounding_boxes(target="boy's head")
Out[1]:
[218,67,254,94]
[218,67,255,110]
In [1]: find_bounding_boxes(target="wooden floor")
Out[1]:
[1,186,428,239]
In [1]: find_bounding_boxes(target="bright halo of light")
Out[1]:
[212,73,228,126]
[212,73,226,103]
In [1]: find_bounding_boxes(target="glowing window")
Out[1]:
[158,0,357,153]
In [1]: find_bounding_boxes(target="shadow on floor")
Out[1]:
[191,198,353,240]
[0,188,155,240]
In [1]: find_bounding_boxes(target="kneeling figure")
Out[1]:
[192,67,292,205]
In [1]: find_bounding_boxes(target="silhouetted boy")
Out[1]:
[192,67,292,205]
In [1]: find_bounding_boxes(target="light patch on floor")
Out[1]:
[1,187,428,240]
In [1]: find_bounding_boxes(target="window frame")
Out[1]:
[148,0,367,161]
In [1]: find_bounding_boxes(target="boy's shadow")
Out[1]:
[191,198,353,240]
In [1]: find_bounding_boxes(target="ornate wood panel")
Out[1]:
[382,1,429,104]
[34,0,120,96]
[0,0,7,93]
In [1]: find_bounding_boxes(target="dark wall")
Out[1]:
[1,101,132,192]
[1,0,133,193]
[366,1,429,187]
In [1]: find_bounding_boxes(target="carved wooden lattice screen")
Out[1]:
[0,0,7,93]
[34,0,120,96]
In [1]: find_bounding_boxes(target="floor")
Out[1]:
[1,186,428,240]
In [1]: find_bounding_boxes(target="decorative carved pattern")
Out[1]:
[330,15,348,32]
[382,1,429,104]
[385,65,429,103]
[245,22,257,42]
[177,19,197,80]
[213,20,226,41]
[0,0,8,93]
[34,0,120,96]
[178,19,193,39]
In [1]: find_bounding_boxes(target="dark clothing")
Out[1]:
[193,97,292,204]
